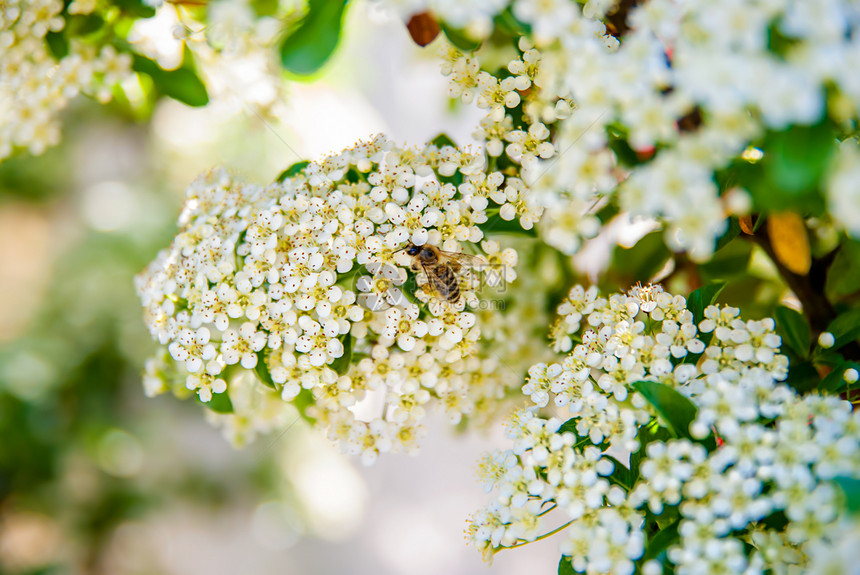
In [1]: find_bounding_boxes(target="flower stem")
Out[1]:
[499,518,574,551]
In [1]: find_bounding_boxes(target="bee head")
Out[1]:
[405,244,421,256]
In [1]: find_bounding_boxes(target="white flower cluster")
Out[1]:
[628,376,860,574]
[130,0,288,115]
[137,135,547,464]
[804,516,860,575]
[537,284,788,451]
[470,409,645,573]
[827,137,860,239]
[469,284,860,574]
[430,0,860,257]
[0,0,132,160]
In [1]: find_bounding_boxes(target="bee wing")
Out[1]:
[436,250,486,270]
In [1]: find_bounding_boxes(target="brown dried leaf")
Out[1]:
[768,212,811,275]
[739,215,755,235]
[406,11,440,47]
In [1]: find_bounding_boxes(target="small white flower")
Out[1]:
[221,322,267,368]
[818,331,835,349]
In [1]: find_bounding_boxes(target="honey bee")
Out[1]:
[400,242,483,304]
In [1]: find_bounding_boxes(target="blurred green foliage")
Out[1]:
[280,0,349,76]
[0,118,291,573]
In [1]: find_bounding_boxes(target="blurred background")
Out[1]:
[0,2,563,573]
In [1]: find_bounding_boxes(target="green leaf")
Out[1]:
[643,519,680,562]
[494,8,532,35]
[606,124,645,167]
[633,381,697,440]
[698,240,752,280]
[440,23,481,51]
[558,418,604,450]
[765,120,835,195]
[820,362,860,393]
[280,0,349,76]
[45,31,69,59]
[335,265,363,290]
[201,390,234,413]
[630,423,671,482]
[111,0,156,18]
[774,306,811,359]
[826,239,860,299]
[835,476,860,515]
[784,360,819,394]
[767,22,799,56]
[595,200,620,224]
[293,388,317,424]
[429,133,457,148]
[558,556,576,575]
[654,507,681,530]
[744,120,834,214]
[251,0,280,17]
[132,48,209,107]
[277,160,310,182]
[714,217,741,252]
[813,349,847,367]
[826,308,860,352]
[255,349,277,390]
[330,332,353,376]
[604,455,634,490]
[479,212,538,237]
[558,417,578,436]
[686,282,726,326]
[745,164,823,216]
[612,232,672,283]
[761,510,789,531]
[68,13,105,36]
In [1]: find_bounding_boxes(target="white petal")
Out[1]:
[240,353,258,369]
